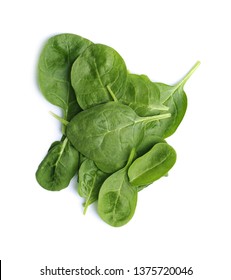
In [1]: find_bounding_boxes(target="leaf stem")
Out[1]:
[50,111,69,126]
[107,85,118,102]
[177,60,201,87]
[138,112,171,124]
[54,137,68,167]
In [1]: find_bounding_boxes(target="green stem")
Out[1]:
[55,137,68,167]
[138,112,171,124]
[176,60,201,88]
[50,111,69,126]
[107,85,118,102]
[161,61,201,103]
[83,203,89,215]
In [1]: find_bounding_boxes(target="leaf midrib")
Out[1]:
[51,138,68,185]
[93,59,110,98]
[112,171,125,223]
[83,171,98,214]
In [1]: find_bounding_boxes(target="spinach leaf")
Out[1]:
[120,74,168,116]
[38,33,92,122]
[36,138,79,191]
[66,102,170,173]
[98,149,137,227]
[71,44,128,109]
[128,142,176,186]
[148,61,200,138]
[78,159,109,214]
[136,134,166,158]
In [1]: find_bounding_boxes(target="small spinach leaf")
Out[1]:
[66,102,170,173]
[120,74,168,116]
[128,142,176,186]
[78,159,109,214]
[71,44,128,109]
[149,61,200,138]
[38,33,92,121]
[36,138,79,191]
[98,149,137,227]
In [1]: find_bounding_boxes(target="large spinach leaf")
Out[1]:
[66,102,170,173]
[38,33,92,122]
[71,44,128,109]
[98,149,137,227]
[78,159,109,214]
[36,138,79,191]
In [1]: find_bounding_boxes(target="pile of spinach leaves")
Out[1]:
[36,33,200,227]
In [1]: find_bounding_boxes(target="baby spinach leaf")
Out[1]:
[149,61,200,138]
[71,44,128,109]
[36,138,79,191]
[98,169,137,227]
[98,149,137,227]
[136,134,166,158]
[78,159,109,214]
[66,102,170,173]
[128,142,176,186]
[152,84,187,138]
[120,74,168,116]
[38,33,92,121]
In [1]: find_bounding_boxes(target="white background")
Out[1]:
[0,0,231,279]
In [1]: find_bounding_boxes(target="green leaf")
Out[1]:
[36,138,79,191]
[98,149,137,227]
[71,44,128,109]
[159,61,200,104]
[66,102,170,173]
[38,33,92,121]
[150,61,200,138]
[78,159,109,214]
[128,142,176,186]
[136,134,166,158]
[120,74,168,116]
